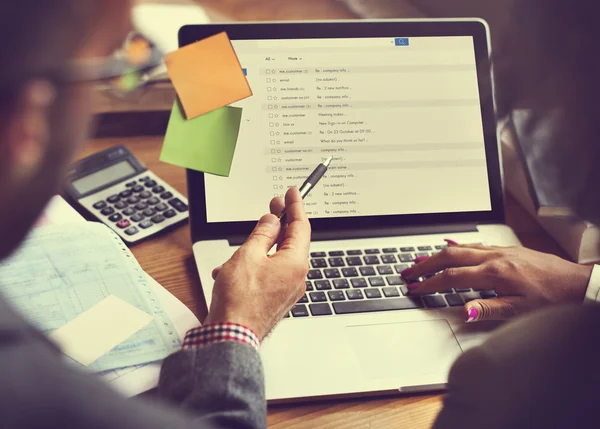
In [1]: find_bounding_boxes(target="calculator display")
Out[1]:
[72,161,136,195]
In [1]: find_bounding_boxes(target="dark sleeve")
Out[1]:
[433,304,600,429]
[0,298,265,429]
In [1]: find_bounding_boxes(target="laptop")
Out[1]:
[185,20,520,401]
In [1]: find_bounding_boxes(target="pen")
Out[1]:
[278,156,333,224]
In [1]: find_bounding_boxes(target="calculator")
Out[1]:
[65,145,189,243]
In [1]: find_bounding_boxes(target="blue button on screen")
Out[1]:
[394,38,409,46]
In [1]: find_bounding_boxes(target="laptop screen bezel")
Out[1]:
[182,20,504,242]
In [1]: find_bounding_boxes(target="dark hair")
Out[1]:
[494,0,600,224]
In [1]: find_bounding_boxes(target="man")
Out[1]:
[0,1,309,428]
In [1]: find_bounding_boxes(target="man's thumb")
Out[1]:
[465,296,525,322]
[244,214,281,254]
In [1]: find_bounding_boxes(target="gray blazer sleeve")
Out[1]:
[433,304,600,429]
[0,297,266,429]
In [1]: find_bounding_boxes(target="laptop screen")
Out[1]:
[204,35,491,223]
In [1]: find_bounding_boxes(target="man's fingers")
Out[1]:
[212,265,223,280]
[270,196,285,217]
[274,187,311,259]
[465,296,527,322]
[243,214,282,254]
[402,247,490,281]
[407,266,488,295]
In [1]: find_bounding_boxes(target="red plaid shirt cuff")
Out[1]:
[182,323,260,351]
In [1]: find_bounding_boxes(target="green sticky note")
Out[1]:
[160,99,242,176]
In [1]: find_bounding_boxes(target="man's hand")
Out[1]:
[204,188,311,340]
[402,243,593,323]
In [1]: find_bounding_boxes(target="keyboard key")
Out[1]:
[307,270,323,280]
[382,287,400,297]
[139,191,152,199]
[93,201,106,210]
[346,256,362,266]
[480,290,498,299]
[116,219,130,229]
[100,207,115,216]
[107,194,119,203]
[383,248,397,253]
[139,176,149,182]
[394,264,410,273]
[139,220,153,229]
[168,198,188,212]
[365,289,382,299]
[400,247,415,252]
[418,246,433,251]
[124,226,139,236]
[125,181,137,187]
[346,289,364,300]
[324,268,341,279]
[131,213,144,222]
[415,252,429,258]
[359,266,376,276]
[333,279,350,289]
[135,202,148,211]
[132,185,144,193]
[311,259,327,268]
[310,252,326,257]
[310,303,332,316]
[351,278,368,288]
[365,249,380,254]
[305,281,314,291]
[460,292,481,303]
[445,294,464,307]
[151,215,165,224]
[328,291,346,301]
[423,295,447,308]
[377,265,393,275]
[333,297,424,314]
[127,196,140,204]
[347,250,363,255]
[329,251,345,256]
[328,257,345,267]
[147,197,160,205]
[143,208,156,217]
[399,285,409,295]
[164,209,177,219]
[155,203,168,212]
[399,254,413,263]
[368,277,385,287]
[152,185,165,194]
[297,294,309,304]
[381,254,396,264]
[315,280,332,290]
[144,179,157,188]
[341,268,358,277]
[455,288,471,293]
[386,275,403,286]
[363,255,380,265]
[114,201,128,210]
[160,191,173,200]
[123,207,136,216]
[309,292,327,302]
[292,304,308,317]
[291,304,309,317]
[119,190,132,198]
[435,245,447,250]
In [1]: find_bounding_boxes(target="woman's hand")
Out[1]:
[402,243,593,323]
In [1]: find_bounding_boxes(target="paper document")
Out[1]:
[0,223,181,372]
[165,32,252,119]
[160,99,243,176]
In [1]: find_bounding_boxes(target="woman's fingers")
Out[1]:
[402,247,491,281]
[464,296,527,322]
[407,265,489,295]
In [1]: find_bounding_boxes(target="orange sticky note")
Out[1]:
[165,32,252,119]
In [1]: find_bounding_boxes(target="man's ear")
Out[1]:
[0,80,56,184]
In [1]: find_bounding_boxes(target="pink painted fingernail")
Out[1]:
[400,266,415,278]
[413,256,429,263]
[407,282,420,291]
[466,307,479,323]
[444,239,459,246]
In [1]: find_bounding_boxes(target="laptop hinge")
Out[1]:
[227,223,478,246]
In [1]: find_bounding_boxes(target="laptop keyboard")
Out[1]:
[287,244,497,318]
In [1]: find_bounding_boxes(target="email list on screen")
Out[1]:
[205,36,492,223]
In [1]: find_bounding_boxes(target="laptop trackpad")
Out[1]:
[347,319,463,380]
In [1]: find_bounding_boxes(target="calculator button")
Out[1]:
[168,198,188,212]
[114,201,128,210]
[151,214,165,224]
[163,209,177,218]
[124,226,139,235]
[143,208,156,217]
[107,195,120,203]
[108,213,122,222]
[155,203,168,212]
[139,191,152,199]
[147,197,159,205]
[119,190,132,198]
[127,196,139,204]
[152,185,165,194]
[116,219,131,229]
[93,201,106,210]
[131,213,145,222]
[132,185,144,193]
[100,207,115,216]
[134,202,148,211]
[160,191,173,200]
[139,220,153,229]
[123,207,136,216]
[125,181,137,188]
[144,180,157,188]
[139,176,149,182]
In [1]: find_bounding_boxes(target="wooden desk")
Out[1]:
[82,136,567,429]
